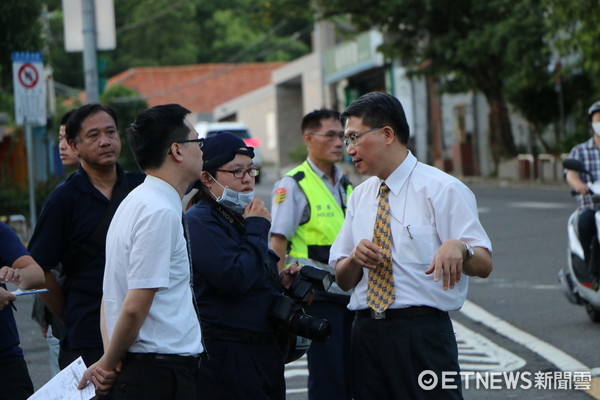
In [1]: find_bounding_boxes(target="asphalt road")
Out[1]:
[13,173,599,398]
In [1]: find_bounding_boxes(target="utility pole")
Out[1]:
[82,0,99,103]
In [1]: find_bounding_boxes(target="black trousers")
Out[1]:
[350,311,462,400]
[578,209,599,271]
[0,358,33,400]
[112,354,199,400]
[197,340,285,400]
[305,298,353,400]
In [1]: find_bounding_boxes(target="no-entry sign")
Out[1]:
[12,52,46,126]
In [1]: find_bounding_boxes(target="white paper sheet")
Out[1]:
[28,356,95,400]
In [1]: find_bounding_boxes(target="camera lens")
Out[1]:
[288,313,332,342]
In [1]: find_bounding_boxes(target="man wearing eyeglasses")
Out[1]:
[79,104,205,398]
[28,104,145,393]
[270,109,354,400]
[330,92,493,400]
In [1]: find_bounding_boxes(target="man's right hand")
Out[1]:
[349,239,383,270]
[0,286,16,310]
[574,181,590,195]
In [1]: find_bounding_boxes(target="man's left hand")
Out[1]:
[78,359,119,396]
[425,239,464,290]
[280,262,302,289]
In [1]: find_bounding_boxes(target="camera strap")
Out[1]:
[212,201,280,282]
[213,203,246,235]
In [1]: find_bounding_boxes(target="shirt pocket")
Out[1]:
[395,224,436,265]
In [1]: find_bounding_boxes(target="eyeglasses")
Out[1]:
[168,138,204,154]
[175,138,204,149]
[343,127,382,148]
[311,130,345,141]
[217,167,260,179]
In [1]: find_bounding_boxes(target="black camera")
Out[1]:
[270,265,333,343]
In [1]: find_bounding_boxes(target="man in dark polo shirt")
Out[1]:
[28,104,145,372]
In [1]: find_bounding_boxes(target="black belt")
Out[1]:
[202,327,276,345]
[356,306,446,320]
[125,352,202,368]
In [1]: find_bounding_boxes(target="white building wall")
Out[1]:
[214,85,278,164]
[391,62,428,163]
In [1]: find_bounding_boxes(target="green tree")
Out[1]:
[44,0,312,86]
[0,0,44,90]
[544,0,600,137]
[309,0,549,165]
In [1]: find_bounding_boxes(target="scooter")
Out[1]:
[559,158,600,322]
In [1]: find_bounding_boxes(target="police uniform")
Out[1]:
[270,158,354,400]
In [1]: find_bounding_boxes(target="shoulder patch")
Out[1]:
[274,187,287,204]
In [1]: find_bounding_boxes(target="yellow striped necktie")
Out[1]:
[367,182,395,313]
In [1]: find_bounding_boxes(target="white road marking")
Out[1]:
[285,316,526,394]
[454,321,525,372]
[460,299,589,372]
[286,300,591,396]
[509,201,571,209]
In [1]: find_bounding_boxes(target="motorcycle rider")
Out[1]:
[565,101,600,282]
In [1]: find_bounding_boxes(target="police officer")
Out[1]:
[270,109,353,400]
[186,132,299,400]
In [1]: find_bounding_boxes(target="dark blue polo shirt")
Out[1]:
[186,200,282,333]
[28,164,144,350]
[0,222,28,362]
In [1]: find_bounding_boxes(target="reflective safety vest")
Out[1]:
[286,161,353,264]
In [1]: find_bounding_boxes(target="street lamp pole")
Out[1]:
[82,0,99,103]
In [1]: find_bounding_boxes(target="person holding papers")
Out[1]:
[0,221,45,400]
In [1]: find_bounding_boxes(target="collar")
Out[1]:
[305,157,342,186]
[143,175,183,215]
[72,163,125,194]
[380,151,418,197]
[584,137,600,150]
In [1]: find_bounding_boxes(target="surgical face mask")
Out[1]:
[209,175,255,214]
[593,122,600,137]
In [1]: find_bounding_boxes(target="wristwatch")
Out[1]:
[462,242,474,262]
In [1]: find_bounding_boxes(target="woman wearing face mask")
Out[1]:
[186,131,297,400]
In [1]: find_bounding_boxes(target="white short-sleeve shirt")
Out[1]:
[103,175,203,355]
[329,151,492,312]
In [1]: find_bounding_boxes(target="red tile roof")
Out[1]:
[107,62,285,113]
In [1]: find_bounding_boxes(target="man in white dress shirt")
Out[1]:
[79,104,204,399]
[330,92,493,400]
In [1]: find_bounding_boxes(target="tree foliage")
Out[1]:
[0,0,44,97]
[311,0,550,163]
[44,0,312,88]
[544,0,600,138]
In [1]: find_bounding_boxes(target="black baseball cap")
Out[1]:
[202,131,255,170]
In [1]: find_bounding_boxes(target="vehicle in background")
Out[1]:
[195,122,263,183]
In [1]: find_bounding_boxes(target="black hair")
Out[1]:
[65,104,118,143]
[340,92,410,145]
[60,109,76,126]
[128,104,191,170]
[301,109,341,133]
